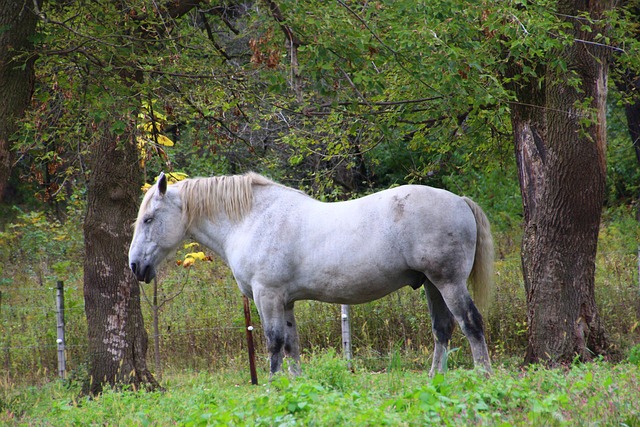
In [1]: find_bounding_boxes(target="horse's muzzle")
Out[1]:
[130,262,154,283]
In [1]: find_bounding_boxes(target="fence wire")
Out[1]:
[2,247,638,380]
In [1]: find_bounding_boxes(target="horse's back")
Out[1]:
[322,185,476,246]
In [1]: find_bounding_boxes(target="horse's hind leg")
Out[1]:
[284,302,301,376]
[437,282,492,374]
[424,281,455,376]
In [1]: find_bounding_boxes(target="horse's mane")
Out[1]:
[176,172,275,225]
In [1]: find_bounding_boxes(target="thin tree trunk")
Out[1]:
[153,278,162,380]
[0,1,37,201]
[613,45,640,315]
[614,75,640,219]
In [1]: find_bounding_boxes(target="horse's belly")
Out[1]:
[289,269,425,305]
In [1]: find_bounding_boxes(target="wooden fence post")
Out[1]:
[152,278,162,380]
[341,304,352,368]
[55,280,66,379]
[243,295,258,385]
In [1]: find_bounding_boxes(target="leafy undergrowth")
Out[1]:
[2,351,639,426]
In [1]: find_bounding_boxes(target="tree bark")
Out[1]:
[81,0,205,395]
[0,1,38,201]
[83,124,160,395]
[509,1,612,364]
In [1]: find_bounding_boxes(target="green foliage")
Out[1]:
[606,90,640,204]
[594,213,640,350]
[301,348,352,391]
[628,344,640,366]
[0,198,83,281]
[3,358,640,426]
[269,0,518,191]
[8,0,640,208]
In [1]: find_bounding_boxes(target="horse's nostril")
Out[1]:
[130,263,138,274]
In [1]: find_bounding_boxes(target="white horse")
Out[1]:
[129,172,494,376]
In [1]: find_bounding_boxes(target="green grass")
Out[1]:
[2,351,640,426]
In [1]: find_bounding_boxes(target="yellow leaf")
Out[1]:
[155,134,174,147]
[183,242,199,249]
[141,100,167,118]
[186,251,207,261]
[166,172,188,183]
[141,122,154,133]
[136,136,150,149]
[141,183,152,192]
[183,257,195,268]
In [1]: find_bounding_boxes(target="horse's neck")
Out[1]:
[187,216,234,262]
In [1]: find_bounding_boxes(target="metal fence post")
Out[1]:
[56,280,66,379]
[341,304,352,368]
[1,290,8,375]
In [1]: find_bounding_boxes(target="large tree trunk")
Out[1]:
[83,125,159,395]
[80,0,203,395]
[0,1,37,201]
[509,1,612,364]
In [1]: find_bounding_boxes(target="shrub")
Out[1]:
[628,344,640,366]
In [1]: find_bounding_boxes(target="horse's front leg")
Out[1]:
[284,302,301,376]
[254,288,286,377]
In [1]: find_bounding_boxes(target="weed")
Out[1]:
[302,348,352,391]
[628,344,640,366]
[3,357,640,426]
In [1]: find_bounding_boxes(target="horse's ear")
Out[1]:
[157,172,167,195]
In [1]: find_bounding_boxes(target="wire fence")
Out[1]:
[2,278,446,382]
[2,247,639,383]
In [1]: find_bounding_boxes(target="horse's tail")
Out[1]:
[462,197,495,314]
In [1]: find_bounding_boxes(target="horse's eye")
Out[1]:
[143,217,153,225]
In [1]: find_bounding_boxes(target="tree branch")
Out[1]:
[263,0,303,101]
[199,10,232,61]
[202,6,240,34]
[336,0,438,94]
[165,0,205,19]
[298,96,445,116]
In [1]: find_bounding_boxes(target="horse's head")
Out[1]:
[129,172,186,283]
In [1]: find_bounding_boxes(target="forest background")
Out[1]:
[1,0,640,392]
